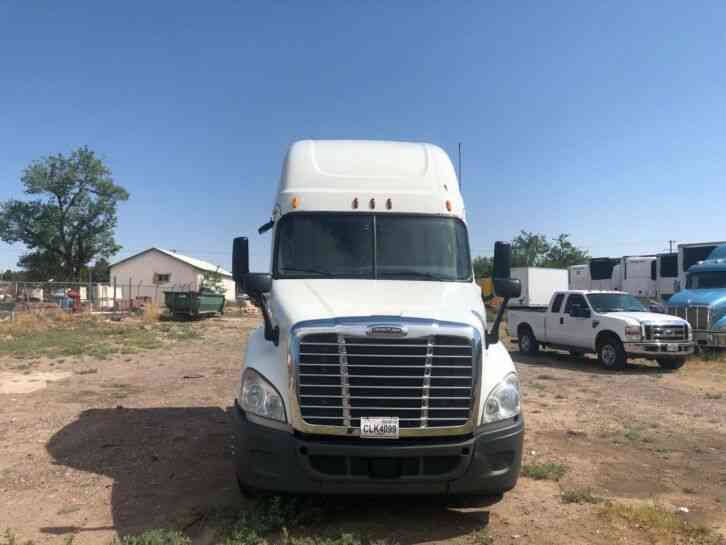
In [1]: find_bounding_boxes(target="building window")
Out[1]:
[154,273,171,283]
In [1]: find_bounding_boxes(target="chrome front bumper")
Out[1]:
[624,341,695,357]
[693,330,726,348]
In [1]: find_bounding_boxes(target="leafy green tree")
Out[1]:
[543,234,590,269]
[0,147,129,280]
[512,230,551,267]
[472,256,493,278]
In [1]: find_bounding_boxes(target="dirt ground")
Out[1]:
[1,316,725,545]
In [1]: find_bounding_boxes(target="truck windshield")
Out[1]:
[586,293,646,313]
[686,271,726,289]
[274,213,472,281]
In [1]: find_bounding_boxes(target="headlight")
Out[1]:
[238,368,286,422]
[624,325,642,341]
[482,373,520,424]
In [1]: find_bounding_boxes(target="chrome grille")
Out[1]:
[644,324,687,341]
[667,305,710,330]
[297,333,474,430]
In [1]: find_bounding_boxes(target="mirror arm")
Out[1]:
[258,219,274,235]
[486,295,512,346]
[253,293,279,346]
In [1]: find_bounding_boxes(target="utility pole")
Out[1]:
[668,240,677,253]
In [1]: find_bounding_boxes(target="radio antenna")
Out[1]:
[458,142,463,190]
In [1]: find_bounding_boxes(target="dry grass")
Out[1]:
[0,315,202,360]
[600,502,722,545]
[521,462,567,481]
[142,303,161,323]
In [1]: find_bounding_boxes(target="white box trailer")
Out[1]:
[677,241,726,291]
[621,256,657,298]
[656,252,678,300]
[568,264,590,290]
[511,267,569,307]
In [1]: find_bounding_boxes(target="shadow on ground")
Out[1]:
[45,407,238,538]
[45,407,492,543]
[511,349,669,375]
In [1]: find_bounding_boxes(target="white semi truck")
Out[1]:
[230,140,523,502]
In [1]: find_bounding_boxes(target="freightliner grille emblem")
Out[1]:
[366,325,407,338]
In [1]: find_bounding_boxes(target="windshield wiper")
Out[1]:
[281,267,334,276]
[380,270,450,281]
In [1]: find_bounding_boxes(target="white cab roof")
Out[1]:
[274,140,465,220]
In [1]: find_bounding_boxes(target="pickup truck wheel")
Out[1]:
[597,337,626,370]
[656,357,685,370]
[518,328,539,355]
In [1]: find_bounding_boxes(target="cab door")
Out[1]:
[559,293,594,349]
[546,292,568,345]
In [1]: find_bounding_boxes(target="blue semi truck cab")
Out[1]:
[666,245,726,348]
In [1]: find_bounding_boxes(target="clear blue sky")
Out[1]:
[2,1,725,272]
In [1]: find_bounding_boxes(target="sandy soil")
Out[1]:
[0,317,724,545]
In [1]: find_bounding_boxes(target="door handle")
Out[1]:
[560,317,564,325]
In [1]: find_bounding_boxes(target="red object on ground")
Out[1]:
[66,289,81,312]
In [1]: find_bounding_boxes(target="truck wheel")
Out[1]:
[518,327,539,355]
[656,357,685,370]
[597,336,626,370]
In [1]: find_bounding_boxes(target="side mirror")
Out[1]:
[494,277,521,299]
[492,241,512,279]
[232,237,249,287]
[487,242,515,346]
[244,272,277,345]
[244,273,272,296]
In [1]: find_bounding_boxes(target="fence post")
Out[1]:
[128,277,132,310]
[113,276,117,311]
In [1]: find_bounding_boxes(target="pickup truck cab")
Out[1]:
[230,140,524,503]
[508,290,694,370]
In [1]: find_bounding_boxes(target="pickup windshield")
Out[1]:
[686,271,726,289]
[586,293,646,313]
[274,213,472,281]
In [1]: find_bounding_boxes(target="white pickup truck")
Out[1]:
[508,290,695,370]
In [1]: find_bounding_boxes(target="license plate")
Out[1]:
[666,344,679,352]
[360,417,399,439]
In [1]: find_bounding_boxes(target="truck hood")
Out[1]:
[667,288,726,307]
[271,279,485,332]
[599,311,686,326]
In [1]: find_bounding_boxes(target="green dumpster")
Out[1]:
[164,289,225,319]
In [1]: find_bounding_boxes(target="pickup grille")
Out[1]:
[297,333,474,430]
[667,305,710,331]
[644,324,687,341]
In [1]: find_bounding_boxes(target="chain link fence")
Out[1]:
[0,279,203,320]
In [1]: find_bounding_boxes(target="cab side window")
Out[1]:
[551,293,565,313]
[564,294,587,315]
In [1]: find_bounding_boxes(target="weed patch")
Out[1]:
[522,462,567,481]
[600,502,721,545]
[561,488,604,504]
[0,319,202,360]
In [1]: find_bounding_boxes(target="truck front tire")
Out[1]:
[656,357,686,370]
[518,327,539,355]
[597,336,627,370]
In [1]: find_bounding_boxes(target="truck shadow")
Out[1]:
[45,407,491,542]
[45,406,239,538]
[510,349,667,375]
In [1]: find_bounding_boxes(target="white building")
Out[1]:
[109,247,236,304]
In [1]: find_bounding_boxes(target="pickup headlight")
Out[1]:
[482,373,521,424]
[238,368,286,422]
[624,325,642,341]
